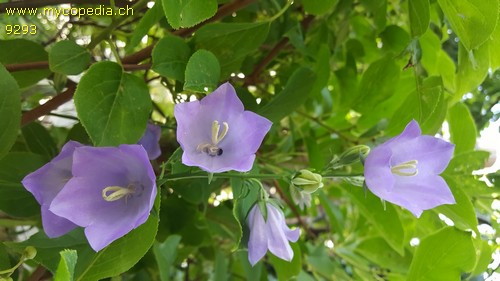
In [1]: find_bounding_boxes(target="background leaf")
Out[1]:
[184,50,220,92]
[0,64,21,159]
[74,61,152,146]
[162,0,217,29]
[49,40,91,75]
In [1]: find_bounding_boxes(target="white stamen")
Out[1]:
[211,120,229,145]
[391,160,418,177]
[102,185,134,202]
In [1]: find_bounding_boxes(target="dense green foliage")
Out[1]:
[0,0,499,280]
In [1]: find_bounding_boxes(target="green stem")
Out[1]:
[322,172,364,178]
[107,39,122,65]
[159,172,287,184]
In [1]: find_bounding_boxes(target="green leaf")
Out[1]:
[269,242,302,281]
[407,227,475,280]
[194,22,270,76]
[54,250,77,281]
[127,2,165,52]
[455,42,490,99]
[6,212,159,281]
[74,61,152,146]
[387,76,446,136]
[184,50,220,92]
[447,102,477,154]
[344,184,405,255]
[0,152,46,217]
[0,64,20,159]
[162,0,217,29]
[152,36,191,81]
[444,151,490,175]
[21,122,58,159]
[231,178,260,250]
[0,39,50,88]
[436,0,499,51]
[471,239,494,276]
[354,55,400,113]
[258,67,316,122]
[49,40,91,75]
[153,235,182,281]
[355,237,412,274]
[408,0,430,37]
[434,175,478,232]
[300,0,339,16]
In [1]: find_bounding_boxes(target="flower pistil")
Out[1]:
[102,185,137,202]
[390,160,418,177]
[197,120,229,157]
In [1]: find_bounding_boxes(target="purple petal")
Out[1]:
[50,145,156,251]
[381,174,455,217]
[384,120,421,147]
[266,205,294,261]
[174,82,272,173]
[21,141,82,238]
[138,123,162,160]
[364,146,396,193]
[247,205,268,266]
[390,135,455,175]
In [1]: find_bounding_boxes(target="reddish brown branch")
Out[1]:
[243,15,314,86]
[122,0,256,64]
[6,62,151,72]
[21,81,76,126]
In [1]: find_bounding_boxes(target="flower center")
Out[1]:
[197,120,229,157]
[391,160,418,177]
[102,185,135,202]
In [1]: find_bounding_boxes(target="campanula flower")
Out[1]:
[247,203,300,266]
[49,144,157,251]
[364,120,455,217]
[22,141,82,238]
[138,123,162,160]
[174,82,272,173]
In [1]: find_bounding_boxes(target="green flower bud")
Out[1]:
[329,145,371,169]
[23,246,37,260]
[291,170,324,193]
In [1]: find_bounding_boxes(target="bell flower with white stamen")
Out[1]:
[364,120,455,217]
[174,82,272,173]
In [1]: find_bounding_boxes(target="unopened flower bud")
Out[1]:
[291,170,323,193]
[329,145,371,169]
[23,246,37,260]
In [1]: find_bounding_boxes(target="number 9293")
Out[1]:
[5,24,37,35]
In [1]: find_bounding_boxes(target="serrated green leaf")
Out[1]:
[74,61,152,146]
[407,227,475,280]
[152,36,191,81]
[434,175,478,232]
[54,250,77,281]
[455,42,490,99]
[162,0,217,29]
[21,122,58,160]
[258,67,316,122]
[409,0,430,38]
[300,0,338,16]
[387,76,446,136]
[184,50,220,92]
[0,39,50,88]
[437,0,499,51]
[0,64,20,159]
[447,102,477,154]
[269,242,301,281]
[0,152,46,217]
[194,22,270,76]
[345,184,405,255]
[6,211,159,281]
[127,2,165,52]
[49,40,91,75]
[354,55,400,113]
[153,235,182,281]
[231,178,260,250]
